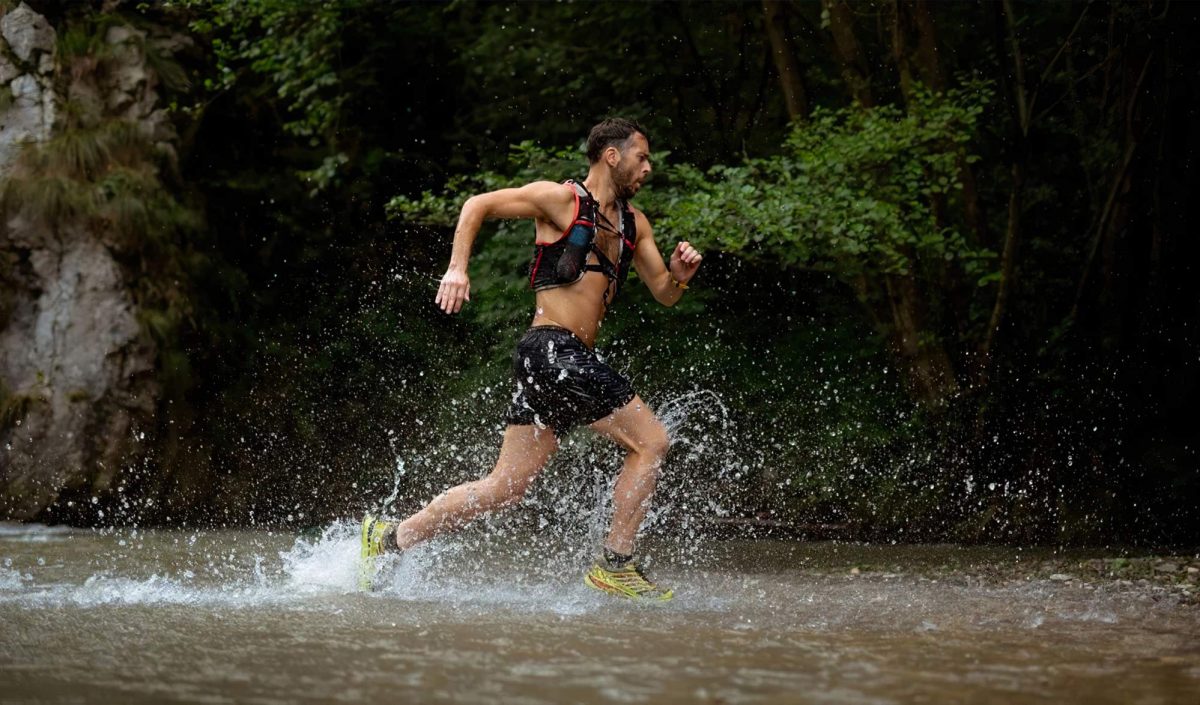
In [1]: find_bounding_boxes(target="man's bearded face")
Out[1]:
[612,155,640,200]
[609,132,650,201]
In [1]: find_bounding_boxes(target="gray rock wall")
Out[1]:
[1,3,163,521]
[0,2,55,174]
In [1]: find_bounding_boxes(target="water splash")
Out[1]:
[375,451,408,517]
[279,521,363,594]
[0,524,362,609]
[0,567,29,590]
[363,386,748,576]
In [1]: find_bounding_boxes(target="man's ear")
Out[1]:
[605,146,621,167]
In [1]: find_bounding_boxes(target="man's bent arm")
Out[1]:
[631,211,702,307]
[447,181,570,271]
[437,181,573,314]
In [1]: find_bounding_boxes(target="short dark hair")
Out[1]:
[586,117,647,163]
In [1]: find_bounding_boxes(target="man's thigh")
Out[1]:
[488,424,559,483]
[588,395,668,453]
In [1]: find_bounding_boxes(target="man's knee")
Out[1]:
[640,421,671,464]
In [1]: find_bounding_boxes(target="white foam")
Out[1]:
[278,521,364,595]
[0,520,615,613]
[0,523,361,609]
[5,574,256,608]
[369,543,598,615]
[0,567,29,590]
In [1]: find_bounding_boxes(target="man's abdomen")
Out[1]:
[531,275,612,348]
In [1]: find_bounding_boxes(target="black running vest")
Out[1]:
[528,180,637,305]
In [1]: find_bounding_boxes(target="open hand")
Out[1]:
[669,241,702,283]
[435,268,470,314]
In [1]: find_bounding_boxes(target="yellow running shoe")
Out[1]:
[584,561,674,602]
[358,513,395,591]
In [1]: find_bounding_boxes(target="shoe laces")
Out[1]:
[609,563,660,593]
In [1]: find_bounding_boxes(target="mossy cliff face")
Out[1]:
[0,3,170,521]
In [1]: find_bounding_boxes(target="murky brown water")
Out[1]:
[1,523,1197,704]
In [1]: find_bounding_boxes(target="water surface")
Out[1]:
[2,523,1197,704]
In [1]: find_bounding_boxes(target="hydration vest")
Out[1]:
[528,180,637,305]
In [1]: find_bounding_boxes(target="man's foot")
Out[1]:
[358,513,397,591]
[584,558,674,602]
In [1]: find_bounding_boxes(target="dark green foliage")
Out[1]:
[654,83,994,280]
[185,0,349,141]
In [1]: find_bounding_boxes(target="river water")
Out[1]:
[1,522,1197,704]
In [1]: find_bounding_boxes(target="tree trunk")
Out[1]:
[884,272,960,407]
[906,1,987,248]
[1071,52,1153,328]
[891,0,967,345]
[825,0,959,407]
[908,0,943,91]
[977,162,1022,389]
[820,0,961,407]
[822,0,875,107]
[762,0,809,122]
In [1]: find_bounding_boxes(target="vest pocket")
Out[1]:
[555,223,594,281]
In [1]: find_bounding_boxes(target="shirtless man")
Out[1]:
[360,118,702,600]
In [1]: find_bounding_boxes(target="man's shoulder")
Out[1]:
[523,179,576,200]
[508,180,575,212]
[629,204,652,228]
[505,180,575,223]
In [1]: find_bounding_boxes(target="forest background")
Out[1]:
[0,0,1195,546]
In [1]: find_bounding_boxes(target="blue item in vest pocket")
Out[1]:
[556,224,593,281]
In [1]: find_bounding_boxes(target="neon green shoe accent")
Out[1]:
[358,513,394,591]
[584,562,674,602]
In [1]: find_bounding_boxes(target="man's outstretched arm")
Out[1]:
[630,211,702,307]
[436,181,573,314]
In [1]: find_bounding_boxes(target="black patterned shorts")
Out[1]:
[504,326,636,434]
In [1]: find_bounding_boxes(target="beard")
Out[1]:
[612,160,641,200]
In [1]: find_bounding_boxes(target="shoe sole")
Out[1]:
[358,514,377,592]
[583,573,673,602]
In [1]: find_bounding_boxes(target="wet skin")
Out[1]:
[401,132,702,557]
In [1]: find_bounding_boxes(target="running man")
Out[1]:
[361,118,702,600]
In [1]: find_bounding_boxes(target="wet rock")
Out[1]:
[0,225,156,518]
[92,23,178,171]
[1,3,55,64]
[1048,573,1073,582]
[9,72,40,105]
[1,6,57,175]
[0,53,19,83]
[104,25,150,113]
[0,69,54,176]
[1,5,166,522]
[1154,562,1179,573]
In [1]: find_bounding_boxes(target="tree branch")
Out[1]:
[1069,52,1154,321]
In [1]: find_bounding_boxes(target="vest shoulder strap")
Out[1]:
[565,179,591,203]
